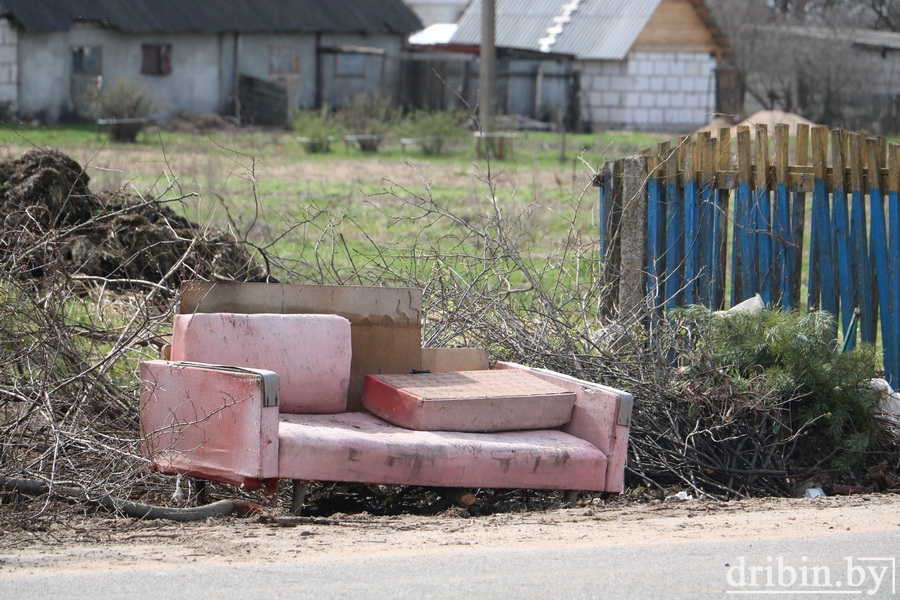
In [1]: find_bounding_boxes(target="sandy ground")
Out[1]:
[1,493,897,574]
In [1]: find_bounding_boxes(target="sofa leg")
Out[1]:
[194,478,207,505]
[564,490,579,505]
[443,488,477,509]
[291,480,309,516]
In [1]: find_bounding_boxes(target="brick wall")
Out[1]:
[579,51,716,132]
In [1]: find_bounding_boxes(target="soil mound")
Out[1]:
[157,111,240,135]
[698,110,817,137]
[738,109,817,135]
[0,148,268,286]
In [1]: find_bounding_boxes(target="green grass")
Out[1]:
[0,119,669,298]
[3,120,885,365]
[0,120,662,168]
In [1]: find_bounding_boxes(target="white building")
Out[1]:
[0,0,422,123]
[451,0,730,132]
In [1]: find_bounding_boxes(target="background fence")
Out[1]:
[596,123,899,385]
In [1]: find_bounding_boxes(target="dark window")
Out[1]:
[269,45,300,75]
[72,46,102,75]
[141,44,172,76]
[336,54,366,77]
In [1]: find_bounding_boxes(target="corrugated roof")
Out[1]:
[0,0,423,35]
[452,0,665,60]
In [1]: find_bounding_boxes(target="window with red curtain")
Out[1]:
[141,44,172,76]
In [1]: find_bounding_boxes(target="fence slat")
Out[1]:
[664,146,683,310]
[791,124,810,307]
[869,139,886,328]
[868,139,891,382]
[598,160,613,259]
[849,133,875,344]
[889,144,900,386]
[600,159,623,316]
[647,152,664,310]
[756,125,773,305]
[811,126,836,319]
[736,127,756,303]
[684,142,699,305]
[699,134,715,307]
[714,127,731,310]
[775,124,792,309]
[831,128,855,349]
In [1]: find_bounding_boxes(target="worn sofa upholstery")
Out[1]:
[139,286,632,505]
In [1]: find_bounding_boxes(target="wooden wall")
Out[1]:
[632,0,718,54]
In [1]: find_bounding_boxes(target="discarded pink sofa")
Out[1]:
[139,291,633,510]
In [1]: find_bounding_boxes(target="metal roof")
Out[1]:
[0,0,423,35]
[409,23,459,45]
[452,0,665,60]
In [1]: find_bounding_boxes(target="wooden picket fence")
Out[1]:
[595,124,899,385]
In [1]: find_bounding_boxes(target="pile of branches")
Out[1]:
[628,307,899,497]
[0,149,274,521]
[627,368,803,497]
[2,148,897,525]
[278,168,898,499]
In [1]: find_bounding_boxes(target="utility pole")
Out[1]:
[479,0,496,134]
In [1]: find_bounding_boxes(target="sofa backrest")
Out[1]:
[170,312,352,413]
[178,281,423,411]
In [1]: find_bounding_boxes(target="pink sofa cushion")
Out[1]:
[361,369,576,432]
[279,412,608,491]
[171,312,351,413]
[140,360,279,488]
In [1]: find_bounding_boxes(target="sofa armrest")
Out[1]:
[494,362,633,493]
[139,360,280,489]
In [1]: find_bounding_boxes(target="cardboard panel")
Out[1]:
[179,281,422,410]
[421,347,489,372]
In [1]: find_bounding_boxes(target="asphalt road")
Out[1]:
[2,528,896,599]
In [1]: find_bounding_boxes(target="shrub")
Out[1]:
[400,110,467,155]
[336,94,400,151]
[82,78,162,142]
[673,306,884,471]
[292,106,338,153]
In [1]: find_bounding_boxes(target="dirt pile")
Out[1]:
[157,110,240,135]
[698,110,817,137]
[0,148,268,286]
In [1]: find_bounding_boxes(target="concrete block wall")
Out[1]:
[579,51,716,132]
[0,19,18,114]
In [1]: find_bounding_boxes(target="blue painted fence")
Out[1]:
[596,124,900,385]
